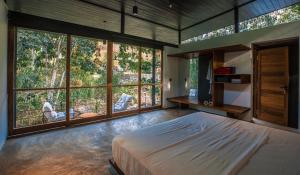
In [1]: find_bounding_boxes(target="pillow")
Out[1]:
[42,102,53,112]
[117,93,128,103]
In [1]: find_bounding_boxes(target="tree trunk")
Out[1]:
[48,36,63,105]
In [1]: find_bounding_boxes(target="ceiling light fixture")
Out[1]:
[168,0,173,8]
[133,0,138,15]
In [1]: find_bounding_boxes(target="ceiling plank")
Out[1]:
[181,0,256,31]
[78,0,179,31]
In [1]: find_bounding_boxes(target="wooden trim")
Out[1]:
[107,41,113,118]
[140,105,162,112]
[7,24,16,135]
[70,85,108,89]
[138,47,142,111]
[11,121,67,136]
[14,87,66,91]
[161,49,164,108]
[151,49,156,106]
[69,114,107,125]
[112,109,140,118]
[140,83,161,86]
[66,35,71,124]
[112,84,139,87]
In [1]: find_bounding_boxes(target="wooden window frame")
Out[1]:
[140,48,163,109]
[7,26,163,137]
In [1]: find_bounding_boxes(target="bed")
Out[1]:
[111,112,300,175]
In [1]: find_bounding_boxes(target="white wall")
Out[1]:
[0,0,8,149]
[164,20,300,125]
[162,54,179,108]
[162,51,189,108]
[223,51,252,120]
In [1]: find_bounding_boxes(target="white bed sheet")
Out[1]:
[112,112,300,175]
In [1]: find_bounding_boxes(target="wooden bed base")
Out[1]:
[108,159,125,175]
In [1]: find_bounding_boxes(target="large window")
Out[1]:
[112,43,139,113]
[15,28,67,128]
[189,59,198,89]
[182,4,300,44]
[70,36,107,120]
[141,47,161,108]
[11,28,163,133]
[182,25,234,44]
[189,59,198,97]
[240,4,300,32]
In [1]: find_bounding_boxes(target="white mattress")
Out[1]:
[112,112,300,175]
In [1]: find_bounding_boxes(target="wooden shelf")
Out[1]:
[213,82,250,84]
[167,44,251,118]
[214,74,251,84]
[214,104,250,115]
[168,44,250,59]
[167,96,250,116]
[214,74,250,76]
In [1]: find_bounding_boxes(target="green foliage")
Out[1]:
[118,44,139,71]
[189,59,198,89]
[71,36,107,86]
[183,4,300,44]
[15,28,161,127]
[16,29,67,89]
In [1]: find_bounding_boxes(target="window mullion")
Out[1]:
[107,41,113,117]
[66,34,71,125]
[138,46,142,111]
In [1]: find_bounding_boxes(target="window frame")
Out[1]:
[8,26,163,136]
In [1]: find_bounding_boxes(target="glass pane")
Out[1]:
[71,36,107,87]
[189,58,198,92]
[141,85,161,108]
[15,89,66,128]
[112,86,138,113]
[141,48,161,84]
[239,4,300,32]
[112,43,139,85]
[16,28,67,89]
[70,87,107,120]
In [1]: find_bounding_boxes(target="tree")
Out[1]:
[15,29,160,127]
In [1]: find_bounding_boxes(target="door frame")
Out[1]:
[252,37,299,128]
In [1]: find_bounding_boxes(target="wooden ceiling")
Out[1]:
[7,0,300,45]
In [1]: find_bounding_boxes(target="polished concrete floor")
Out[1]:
[0,109,196,175]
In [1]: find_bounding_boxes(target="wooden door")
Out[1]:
[256,47,289,126]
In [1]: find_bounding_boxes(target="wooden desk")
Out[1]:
[167,96,250,118]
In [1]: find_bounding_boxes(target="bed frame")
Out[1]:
[108,159,125,175]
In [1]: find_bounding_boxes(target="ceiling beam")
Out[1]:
[178,30,181,45]
[78,0,179,31]
[234,6,239,33]
[120,0,125,34]
[181,0,256,31]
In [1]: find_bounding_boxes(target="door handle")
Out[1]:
[280,86,288,94]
